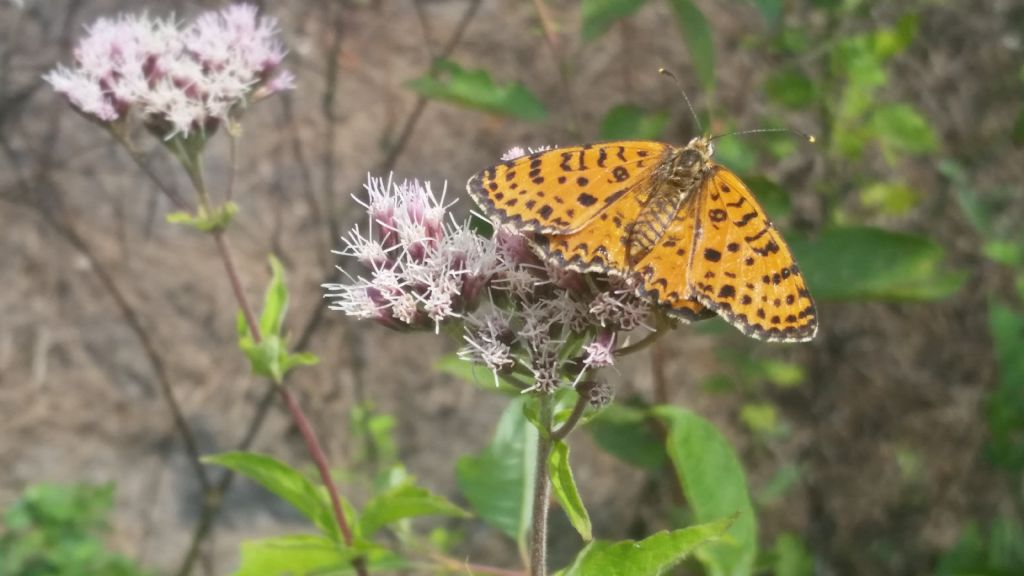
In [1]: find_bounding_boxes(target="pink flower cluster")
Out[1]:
[44,4,293,138]
[325,170,661,394]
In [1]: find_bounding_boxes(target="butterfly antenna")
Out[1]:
[658,68,703,134]
[710,127,816,144]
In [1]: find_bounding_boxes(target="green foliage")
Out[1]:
[407,59,547,122]
[360,481,469,537]
[166,201,238,232]
[937,515,1024,576]
[557,516,735,576]
[985,303,1024,472]
[599,104,669,140]
[236,256,318,383]
[232,535,356,576]
[435,354,520,395]
[587,403,667,470]
[858,181,919,216]
[755,464,802,508]
[768,533,813,576]
[749,0,783,26]
[667,0,716,94]
[549,441,593,542]
[203,452,348,544]
[764,68,816,109]
[581,0,647,40]
[789,226,965,301]
[655,407,757,576]
[0,484,151,576]
[456,397,537,550]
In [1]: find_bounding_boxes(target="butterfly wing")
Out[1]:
[688,166,817,341]
[467,142,671,234]
[532,174,658,274]
[630,194,714,322]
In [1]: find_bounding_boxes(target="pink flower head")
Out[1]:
[44,4,292,139]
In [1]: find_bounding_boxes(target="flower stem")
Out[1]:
[211,226,366,575]
[551,393,588,442]
[529,394,554,576]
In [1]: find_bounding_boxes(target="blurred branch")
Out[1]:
[530,0,580,137]
[373,0,482,176]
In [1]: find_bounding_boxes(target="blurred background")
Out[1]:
[1,0,1022,574]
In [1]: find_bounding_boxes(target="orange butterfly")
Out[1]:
[467,136,817,342]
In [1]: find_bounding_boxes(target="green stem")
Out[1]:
[529,394,554,576]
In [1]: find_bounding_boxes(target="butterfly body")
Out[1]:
[467,136,817,342]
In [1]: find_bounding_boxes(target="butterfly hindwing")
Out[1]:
[628,196,712,322]
[467,142,671,234]
[689,165,817,342]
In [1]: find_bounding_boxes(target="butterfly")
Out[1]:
[466,136,817,342]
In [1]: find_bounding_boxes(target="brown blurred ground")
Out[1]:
[0,1,1021,574]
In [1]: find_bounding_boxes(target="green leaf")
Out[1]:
[937,515,1024,576]
[756,464,801,507]
[712,136,758,175]
[587,404,667,469]
[872,14,918,59]
[654,407,757,576]
[764,68,816,109]
[232,535,352,576]
[559,516,734,576]
[869,103,938,159]
[549,441,592,542]
[788,226,966,301]
[740,176,791,222]
[985,303,1024,472]
[1013,108,1024,146]
[360,482,470,537]
[739,402,780,438]
[203,452,344,543]
[599,104,669,140]
[236,257,318,382]
[667,0,716,93]
[760,359,805,388]
[982,240,1024,267]
[407,59,547,121]
[749,0,782,25]
[456,397,537,549]
[260,256,287,338]
[435,354,520,395]
[859,181,919,216]
[771,533,814,576]
[166,201,239,232]
[581,0,649,41]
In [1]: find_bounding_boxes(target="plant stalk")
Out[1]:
[529,394,554,576]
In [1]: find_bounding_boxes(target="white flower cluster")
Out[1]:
[326,173,660,394]
[44,4,293,138]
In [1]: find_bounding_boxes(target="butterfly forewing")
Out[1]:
[688,166,817,342]
[467,142,671,234]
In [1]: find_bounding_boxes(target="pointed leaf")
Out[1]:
[654,407,757,576]
[599,104,669,140]
[549,441,592,541]
[456,397,537,547]
[203,452,343,543]
[587,404,666,470]
[559,516,734,576]
[581,0,649,41]
[788,226,965,301]
[667,0,715,93]
[232,535,352,576]
[360,482,470,537]
[407,59,546,122]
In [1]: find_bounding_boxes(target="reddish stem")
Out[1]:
[212,229,365,575]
